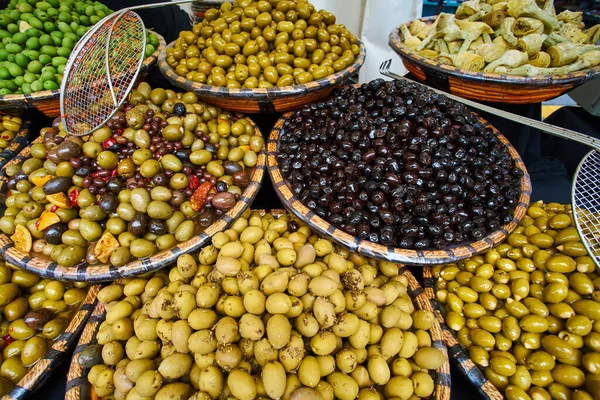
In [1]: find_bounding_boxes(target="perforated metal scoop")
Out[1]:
[573,151,600,265]
[60,0,195,137]
[60,10,146,136]
[380,59,600,269]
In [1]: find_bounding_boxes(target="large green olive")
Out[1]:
[97,151,118,170]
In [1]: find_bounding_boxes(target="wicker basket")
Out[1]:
[423,267,504,400]
[2,284,101,400]
[389,18,600,104]
[0,116,265,282]
[65,225,452,400]
[0,120,30,171]
[0,31,166,117]
[191,0,231,23]
[267,95,532,266]
[158,40,365,113]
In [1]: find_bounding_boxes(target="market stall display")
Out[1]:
[0,82,265,281]
[268,80,531,265]
[0,255,100,399]
[425,201,600,400]
[389,0,600,103]
[65,209,451,400]
[158,0,365,113]
[0,115,30,171]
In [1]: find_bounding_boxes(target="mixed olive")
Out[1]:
[0,114,22,152]
[433,201,600,400]
[0,256,89,396]
[166,0,360,88]
[82,210,446,400]
[277,78,524,250]
[0,82,263,268]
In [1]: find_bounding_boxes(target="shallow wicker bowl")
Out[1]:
[158,40,365,113]
[0,31,166,117]
[0,120,30,171]
[423,267,504,400]
[267,93,532,265]
[389,17,600,104]
[0,116,265,282]
[3,284,100,400]
[65,226,451,400]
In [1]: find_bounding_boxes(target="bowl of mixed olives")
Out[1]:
[0,114,30,170]
[0,257,99,398]
[428,201,600,400]
[0,28,165,117]
[269,80,531,265]
[67,210,450,400]
[0,82,265,282]
[158,0,365,113]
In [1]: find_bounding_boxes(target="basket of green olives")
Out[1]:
[0,256,99,399]
[158,0,366,113]
[424,201,600,400]
[65,209,451,400]
[0,26,165,118]
[0,114,30,171]
[0,82,265,282]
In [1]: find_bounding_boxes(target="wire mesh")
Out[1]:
[573,150,600,268]
[60,10,146,136]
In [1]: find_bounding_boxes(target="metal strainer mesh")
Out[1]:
[60,10,146,136]
[573,150,600,266]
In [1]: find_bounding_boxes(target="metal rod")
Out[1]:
[127,0,196,11]
[379,59,600,151]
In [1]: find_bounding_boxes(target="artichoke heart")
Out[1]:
[399,0,600,76]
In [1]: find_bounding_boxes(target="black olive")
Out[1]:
[99,192,119,214]
[128,213,149,237]
[173,102,186,116]
[44,223,68,245]
[148,219,168,235]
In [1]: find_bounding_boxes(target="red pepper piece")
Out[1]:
[102,138,117,150]
[2,135,9,140]
[50,205,58,212]
[69,189,79,206]
[3,334,13,347]
[188,175,199,190]
[111,168,118,178]
[35,219,40,228]
[190,181,212,211]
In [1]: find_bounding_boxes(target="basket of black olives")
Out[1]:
[158,0,366,113]
[0,82,265,282]
[268,80,532,265]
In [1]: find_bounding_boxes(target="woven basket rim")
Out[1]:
[267,84,532,265]
[389,16,600,87]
